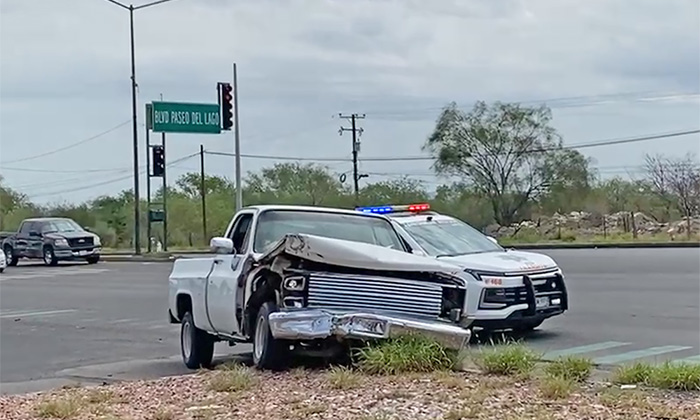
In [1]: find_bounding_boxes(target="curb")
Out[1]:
[505,241,700,250]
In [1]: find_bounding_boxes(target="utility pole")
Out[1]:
[199,144,207,245]
[101,0,180,255]
[339,113,367,203]
[233,63,242,212]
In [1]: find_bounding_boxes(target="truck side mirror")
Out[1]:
[210,237,235,254]
[29,231,41,238]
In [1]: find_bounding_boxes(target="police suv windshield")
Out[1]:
[399,217,503,257]
[253,210,405,253]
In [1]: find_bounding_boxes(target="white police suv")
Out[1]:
[355,203,569,333]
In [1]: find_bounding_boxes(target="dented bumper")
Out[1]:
[268,309,471,350]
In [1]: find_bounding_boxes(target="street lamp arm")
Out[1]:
[134,0,180,10]
[103,0,129,9]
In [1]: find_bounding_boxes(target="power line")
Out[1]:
[0,120,131,165]
[26,152,198,199]
[205,128,700,163]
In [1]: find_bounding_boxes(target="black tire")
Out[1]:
[43,246,58,266]
[86,255,100,264]
[4,246,18,267]
[252,301,288,371]
[180,311,215,369]
[0,267,4,273]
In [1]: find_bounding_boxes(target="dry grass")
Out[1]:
[206,363,258,393]
[325,365,363,390]
[0,368,694,420]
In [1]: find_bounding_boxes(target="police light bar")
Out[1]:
[355,203,431,214]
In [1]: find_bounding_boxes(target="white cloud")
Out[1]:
[0,0,698,204]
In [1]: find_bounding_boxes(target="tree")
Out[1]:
[245,162,347,206]
[644,153,700,238]
[358,177,429,206]
[423,101,592,225]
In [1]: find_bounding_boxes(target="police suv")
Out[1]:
[355,203,569,333]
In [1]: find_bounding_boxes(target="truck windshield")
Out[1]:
[42,220,83,234]
[400,218,502,257]
[253,210,405,253]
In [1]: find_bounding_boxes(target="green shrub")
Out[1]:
[477,343,540,376]
[355,334,459,375]
[544,356,593,382]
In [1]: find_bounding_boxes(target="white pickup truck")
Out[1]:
[168,205,474,370]
[355,203,569,333]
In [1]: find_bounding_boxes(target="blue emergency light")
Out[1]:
[355,203,430,214]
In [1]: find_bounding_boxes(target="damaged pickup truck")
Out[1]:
[168,205,473,370]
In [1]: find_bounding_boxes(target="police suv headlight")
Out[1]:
[55,239,69,247]
[94,236,101,246]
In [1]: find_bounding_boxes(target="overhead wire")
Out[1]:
[0,119,132,165]
[26,152,199,199]
[204,128,700,163]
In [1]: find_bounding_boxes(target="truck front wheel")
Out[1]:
[252,301,288,371]
[43,246,58,266]
[180,311,215,369]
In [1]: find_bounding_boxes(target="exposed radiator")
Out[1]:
[307,272,444,319]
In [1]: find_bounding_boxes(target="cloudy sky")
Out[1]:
[1,0,699,205]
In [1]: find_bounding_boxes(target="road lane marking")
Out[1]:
[672,355,700,365]
[110,318,140,324]
[543,342,631,360]
[0,268,110,281]
[0,309,77,319]
[593,346,693,365]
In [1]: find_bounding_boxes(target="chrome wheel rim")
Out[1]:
[44,249,52,264]
[253,314,266,362]
[182,320,192,360]
[4,248,10,262]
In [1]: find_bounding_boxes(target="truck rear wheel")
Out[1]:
[180,311,215,369]
[252,301,288,371]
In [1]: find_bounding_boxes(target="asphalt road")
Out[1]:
[1,248,698,394]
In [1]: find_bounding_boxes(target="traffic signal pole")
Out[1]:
[233,63,242,212]
[145,121,152,253]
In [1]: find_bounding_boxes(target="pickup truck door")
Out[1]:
[205,211,255,336]
[14,222,32,257]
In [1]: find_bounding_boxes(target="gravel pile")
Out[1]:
[1,368,697,420]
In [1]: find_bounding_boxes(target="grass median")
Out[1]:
[5,336,697,420]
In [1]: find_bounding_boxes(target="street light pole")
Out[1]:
[102,0,180,255]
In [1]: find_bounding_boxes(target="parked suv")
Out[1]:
[2,217,102,266]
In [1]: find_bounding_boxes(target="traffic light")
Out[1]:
[152,145,165,177]
[220,82,233,131]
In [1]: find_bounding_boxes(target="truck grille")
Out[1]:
[307,272,444,319]
[68,237,94,248]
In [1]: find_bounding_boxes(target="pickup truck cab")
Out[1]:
[2,217,102,266]
[168,205,474,370]
[355,203,569,333]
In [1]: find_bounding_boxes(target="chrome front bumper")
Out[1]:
[268,309,471,351]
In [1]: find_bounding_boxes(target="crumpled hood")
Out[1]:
[257,233,464,275]
[437,249,558,274]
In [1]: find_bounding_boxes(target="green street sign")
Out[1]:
[151,101,221,134]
